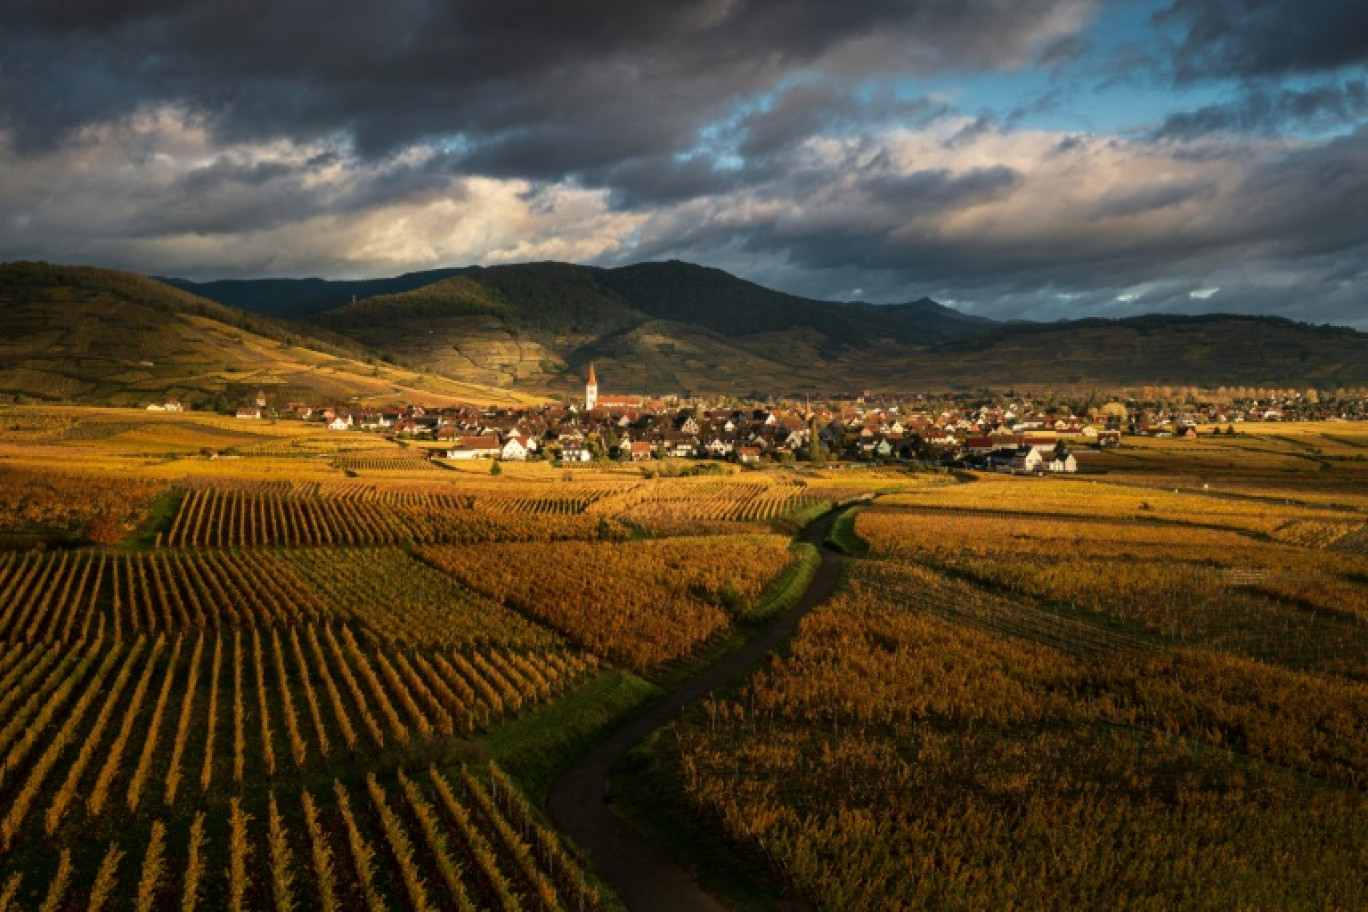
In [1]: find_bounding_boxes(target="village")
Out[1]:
[145,369,1368,476]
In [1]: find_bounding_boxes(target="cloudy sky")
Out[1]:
[2,0,1366,324]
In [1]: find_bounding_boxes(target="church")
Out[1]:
[584,364,644,410]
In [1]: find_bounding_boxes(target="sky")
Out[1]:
[1,0,1366,325]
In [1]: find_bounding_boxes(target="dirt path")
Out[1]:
[547,508,849,912]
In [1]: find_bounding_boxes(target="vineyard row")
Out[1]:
[1,764,598,912]
[0,625,595,854]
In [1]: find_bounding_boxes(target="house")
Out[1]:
[702,437,733,458]
[626,441,653,462]
[445,436,501,459]
[668,439,696,459]
[1009,447,1044,473]
[737,446,761,465]
[328,414,353,431]
[500,437,530,461]
[1049,453,1079,473]
[235,407,262,420]
[561,442,592,463]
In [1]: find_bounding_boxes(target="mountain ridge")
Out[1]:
[6,259,1368,399]
[0,261,541,407]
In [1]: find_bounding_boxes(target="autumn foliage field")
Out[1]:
[3,405,1367,910]
[670,425,1368,910]
[0,405,860,911]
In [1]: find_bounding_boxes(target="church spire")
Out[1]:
[585,363,598,410]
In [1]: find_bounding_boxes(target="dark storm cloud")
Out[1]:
[94,143,476,240]
[862,166,1021,211]
[1154,80,1368,138]
[618,124,1368,326]
[1232,126,1368,259]
[1093,180,1217,218]
[1157,0,1368,81]
[4,0,1365,329]
[592,156,746,210]
[734,83,943,161]
[590,82,949,209]
[0,0,1090,172]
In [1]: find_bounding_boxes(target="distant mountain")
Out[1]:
[0,262,539,407]
[303,258,1368,392]
[593,260,992,347]
[910,312,1368,390]
[164,267,476,320]
[11,259,1368,399]
[296,260,996,395]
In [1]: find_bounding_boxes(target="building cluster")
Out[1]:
[185,375,1368,475]
[215,370,1107,474]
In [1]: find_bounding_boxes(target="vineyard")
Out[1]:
[0,409,908,911]
[879,472,1368,537]
[673,558,1368,909]
[15,403,1368,910]
[855,506,1368,674]
[645,457,1368,910]
[2,757,599,912]
[419,535,801,672]
[0,616,602,908]
[589,477,840,526]
[333,452,443,473]
[163,488,631,548]
[0,547,565,650]
[0,467,161,545]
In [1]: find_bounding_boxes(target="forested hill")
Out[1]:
[0,262,540,407]
[11,258,1368,397]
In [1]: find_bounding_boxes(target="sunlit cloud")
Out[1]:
[0,0,1365,324]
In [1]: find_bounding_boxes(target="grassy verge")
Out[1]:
[478,670,660,805]
[129,488,184,549]
[825,504,868,556]
[769,498,832,535]
[611,726,791,912]
[653,543,821,692]
[746,542,820,623]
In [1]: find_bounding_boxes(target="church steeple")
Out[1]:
[585,363,598,410]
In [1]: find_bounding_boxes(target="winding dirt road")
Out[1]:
[548,508,849,912]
